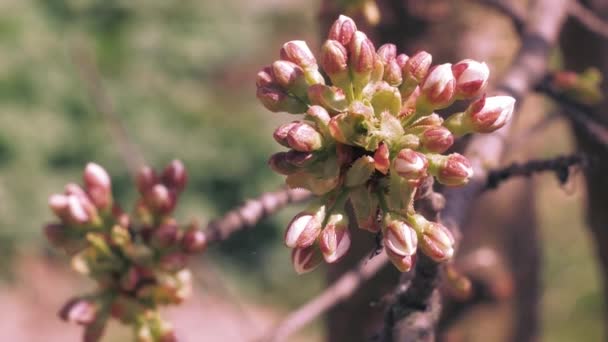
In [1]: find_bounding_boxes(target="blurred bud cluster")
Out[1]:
[551,67,603,106]
[256,15,515,273]
[45,161,207,342]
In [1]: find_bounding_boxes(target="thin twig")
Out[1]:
[569,0,608,39]
[71,45,145,179]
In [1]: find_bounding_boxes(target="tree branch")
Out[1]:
[568,1,608,40]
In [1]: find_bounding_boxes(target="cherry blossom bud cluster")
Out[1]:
[45,161,206,342]
[257,15,515,273]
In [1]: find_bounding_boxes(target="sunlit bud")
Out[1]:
[394,149,428,182]
[305,105,331,128]
[143,184,176,215]
[284,150,316,167]
[466,95,515,133]
[395,53,409,69]
[136,166,158,194]
[182,226,208,254]
[65,184,99,223]
[307,84,348,113]
[256,86,308,114]
[349,186,380,232]
[428,153,473,187]
[67,195,91,225]
[386,250,414,272]
[320,40,349,79]
[284,204,326,248]
[49,194,70,220]
[273,122,299,147]
[256,66,275,88]
[410,113,444,130]
[150,223,180,249]
[418,63,456,110]
[328,15,357,46]
[374,142,390,174]
[420,126,454,153]
[345,156,375,187]
[319,213,351,263]
[159,252,188,272]
[377,44,397,64]
[349,31,376,91]
[59,298,98,325]
[161,160,187,192]
[292,245,324,274]
[419,221,455,262]
[280,40,317,70]
[286,122,324,152]
[384,59,403,86]
[371,82,402,115]
[452,59,489,98]
[268,152,299,175]
[271,60,308,98]
[383,219,417,257]
[83,163,112,210]
[403,51,432,83]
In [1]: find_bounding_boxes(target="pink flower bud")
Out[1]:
[161,160,187,193]
[349,31,376,74]
[319,213,351,263]
[420,126,454,153]
[256,86,307,114]
[377,44,397,64]
[59,298,98,325]
[430,153,474,187]
[307,84,348,113]
[66,184,100,224]
[83,163,112,210]
[419,222,455,262]
[256,66,275,88]
[419,63,456,110]
[144,184,176,215]
[268,152,299,175]
[395,53,409,69]
[383,219,418,257]
[286,122,324,152]
[284,205,325,248]
[386,250,414,272]
[67,194,91,225]
[280,40,317,69]
[151,223,180,249]
[284,150,315,167]
[393,149,428,182]
[182,227,208,254]
[403,51,432,83]
[328,15,357,46]
[384,59,403,86]
[305,106,331,127]
[373,142,390,174]
[49,193,70,219]
[466,95,515,133]
[452,59,489,98]
[292,245,324,274]
[136,166,158,194]
[271,60,308,97]
[320,40,348,76]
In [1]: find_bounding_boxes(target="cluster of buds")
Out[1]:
[551,67,603,106]
[45,161,207,342]
[257,15,515,273]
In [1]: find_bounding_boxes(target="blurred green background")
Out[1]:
[0,0,602,341]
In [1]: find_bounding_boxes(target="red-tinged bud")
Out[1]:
[284,204,326,248]
[292,245,324,274]
[286,122,324,152]
[83,163,112,210]
[452,59,489,98]
[393,149,428,182]
[182,227,208,254]
[377,44,397,63]
[65,184,99,223]
[395,53,409,69]
[383,219,417,257]
[328,15,357,46]
[137,166,158,194]
[159,252,188,272]
[374,142,390,174]
[151,223,180,249]
[256,86,308,114]
[345,156,375,187]
[271,60,308,97]
[419,222,455,262]
[67,194,91,225]
[466,95,515,133]
[59,298,98,325]
[144,184,176,215]
[280,40,317,70]
[305,105,331,128]
[268,152,299,175]
[284,150,315,167]
[307,84,348,113]
[428,153,474,187]
[256,66,275,88]
[319,213,351,263]
[410,113,444,129]
[420,126,454,153]
[386,249,414,272]
[349,31,376,92]
[49,194,70,219]
[328,103,372,146]
[161,160,187,192]
[320,40,348,76]
[403,51,432,83]
[384,59,403,86]
[418,63,456,111]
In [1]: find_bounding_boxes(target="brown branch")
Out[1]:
[205,187,312,243]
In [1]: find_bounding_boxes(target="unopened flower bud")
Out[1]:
[420,126,454,153]
[268,152,299,175]
[68,195,91,225]
[377,44,397,64]
[374,142,390,174]
[65,184,100,225]
[428,153,473,187]
[403,50,432,83]
[83,163,112,210]
[419,221,455,262]
[466,95,515,133]
[256,86,307,114]
[386,251,414,272]
[452,59,489,98]
[144,184,176,215]
[395,53,409,68]
[273,122,299,148]
[286,122,324,152]
[319,213,351,263]
[418,63,456,111]
[393,149,428,182]
[320,40,349,85]
[161,160,187,193]
[256,66,275,88]
[151,223,180,249]
[136,166,158,194]
[285,204,326,248]
[307,84,348,113]
[271,60,308,98]
[384,59,403,86]
[383,219,417,257]
[284,150,316,167]
[345,156,375,187]
[305,105,331,128]
[280,40,317,70]
[328,15,357,46]
[349,31,376,91]
[59,298,98,325]
[292,245,324,274]
[182,227,208,254]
